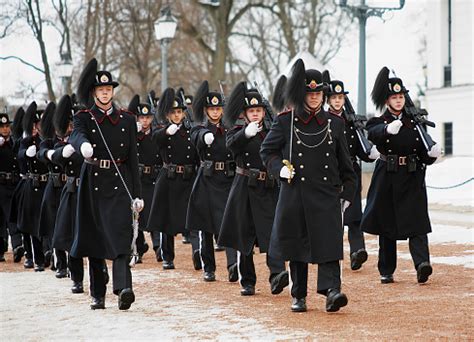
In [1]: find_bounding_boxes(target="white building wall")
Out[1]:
[451,0,473,86]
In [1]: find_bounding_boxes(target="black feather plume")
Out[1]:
[223,81,246,128]
[54,95,73,137]
[11,107,25,141]
[371,66,390,111]
[192,80,209,123]
[284,59,306,114]
[23,101,37,136]
[77,58,98,107]
[272,75,287,112]
[128,95,140,115]
[157,88,176,122]
[40,101,57,139]
[322,70,331,84]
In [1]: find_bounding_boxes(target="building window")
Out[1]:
[444,122,453,155]
[444,0,452,87]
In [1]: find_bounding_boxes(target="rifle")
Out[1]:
[343,95,373,155]
[218,80,226,105]
[253,81,275,126]
[177,88,194,128]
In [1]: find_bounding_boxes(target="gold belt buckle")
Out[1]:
[40,174,48,182]
[176,165,184,174]
[61,174,67,182]
[75,178,80,186]
[258,171,266,181]
[215,162,225,171]
[143,166,151,174]
[100,159,111,169]
[399,156,407,166]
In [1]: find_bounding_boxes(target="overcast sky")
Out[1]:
[0,0,427,114]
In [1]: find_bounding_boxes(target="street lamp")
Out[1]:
[57,52,73,95]
[337,0,405,116]
[154,6,178,92]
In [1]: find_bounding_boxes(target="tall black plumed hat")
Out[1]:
[128,94,140,115]
[223,81,247,127]
[157,88,186,122]
[40,101,57,139]
[272,75,287,112]
[77,58,98,108]
[54,95,74,137]
[23,101,39,136]
[371,66,408,110]
[11,107,25,141]
[323,70,349,97]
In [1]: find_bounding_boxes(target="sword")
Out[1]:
[282,108,295,184]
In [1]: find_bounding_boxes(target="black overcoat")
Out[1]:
[0,138,19,238]
[361,111,436,240]
[8,140,26,226]
[69,105,141,259]
[260,109,356,264]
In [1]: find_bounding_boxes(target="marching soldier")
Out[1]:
[17,102,55,272]
[0,112,23,262]
[70,58,143,310]
[361,67,441,284]
[324,71,379,271]
[186,80,238,282]
[218,82,289,296]
[260,59,356,313]
[146,88,199,270]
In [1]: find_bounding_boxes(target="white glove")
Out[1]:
[136,122,142,132]
[427,143,442,158]
[132,198,144,212]
[0,136,5,146]
[368,145,380,160]
[46,149,55,161]
[204,132,214,145]
[26,145,37,157]
[244,121,261,138]
[279,165,295,179]
[341,199,351,212]
[62,144,75,158]
[386,120,403,135]
[80,142,93,159]
[166,124,179,136]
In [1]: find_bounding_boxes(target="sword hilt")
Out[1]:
[282,159,294,184]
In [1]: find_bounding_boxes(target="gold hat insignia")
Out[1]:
[250,97,259,105]
[100,74,109,83]
[211,96,219,105]
[335,84,342,93]
[393,83,402,92]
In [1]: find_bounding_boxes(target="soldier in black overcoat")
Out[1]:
[260,59,357,313]
[186,80,238,282]
[146,89,199,270]
[361,67,441,284]
[0,112,23,262]
[323,71,379,271]
[217,83,289,296]
[7,108,32,267]
[69,59,143,310]
[17,102,54,272]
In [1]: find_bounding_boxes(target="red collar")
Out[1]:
[296,109,327,125]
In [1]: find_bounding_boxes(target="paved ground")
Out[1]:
[1,206,473,341]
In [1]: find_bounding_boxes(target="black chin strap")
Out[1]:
[96,97,113,107]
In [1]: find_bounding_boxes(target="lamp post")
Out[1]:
[154,6,178,92]
[337,0,405,116]
[57,52,73,95]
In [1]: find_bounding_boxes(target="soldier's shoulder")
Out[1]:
[328,111,344,121]
[277,109,292,117]
[74,109,92,117]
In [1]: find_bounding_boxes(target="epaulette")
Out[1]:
[328,112,344,120]
[277,109,292,116]
[119,108,135,116]
[74,109,92,116]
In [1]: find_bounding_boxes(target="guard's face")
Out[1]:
[305,91,323,110]
[32,122,40,137]
[0,124,10,137]
[328,94,345,111]
[386,93,405,112]
[66,121,73,136]
[138,115,153,130]
[206,106,223,124]
[168,108,185,124]
[245,106,265,124]
[94,85,114,106]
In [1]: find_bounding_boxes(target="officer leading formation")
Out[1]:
[0,58,442,313]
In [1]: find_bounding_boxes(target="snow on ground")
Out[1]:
[425,156,474,207]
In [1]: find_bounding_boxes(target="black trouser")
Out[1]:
[161,233,175,262]
[55,249,68,271]
[189,230,200,253]
[23,233,33,259]
[89,257,107,298]
[136,230,147,255]
[0,226,23,253]
[289,261,341,299]
[31,235,45,266]
[0,237,7,254]
[199,231,237,273]
[239,251,285,287]
[151,231,161,251]
[69,256,84,283]
[378,234,430,275]
[347,220,366,254]
[112,254,132,294]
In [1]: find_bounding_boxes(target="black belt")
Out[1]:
[236,166,268,181]
[379,153,418,173]
[379,154,412,166]
[67,176,80,187]
[0,171,13,180]
[138,164,159,174]
[85,158,125,169]
[50,172,68,182]
[29,173,48,182]
[163,163,187,174]
[201,160,226,171]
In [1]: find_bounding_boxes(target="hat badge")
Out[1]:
[334,84,342,93]
[173,100,179,107]
[211,96,219,105]
[250,97,259,105]
[142,107,148,114]
[309,80,317,89]
[1,116,7,124]
[100,74,109,83]
[185,98,192,104]
[393,83,402,92]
